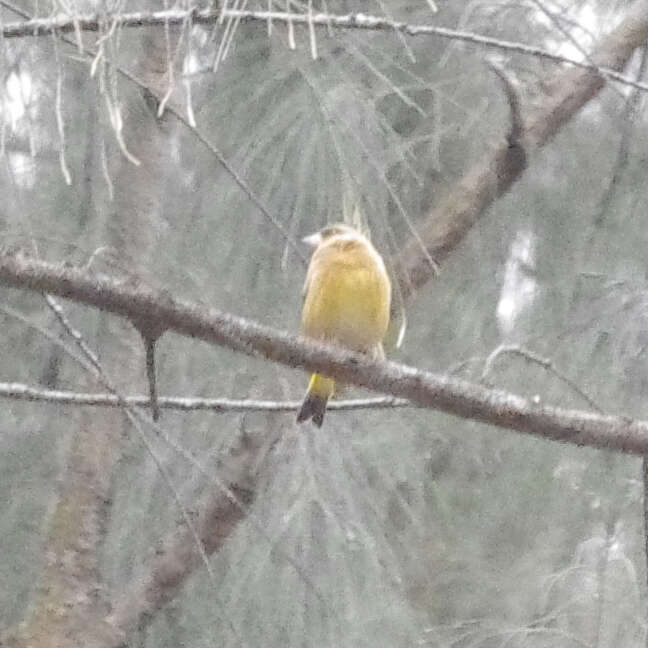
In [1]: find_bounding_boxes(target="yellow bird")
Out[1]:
[297,223,391,427]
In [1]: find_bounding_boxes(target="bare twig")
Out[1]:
[1,6,648,92]
[3,251,648,456]
[480,344,601,414]
[0,381,411,412]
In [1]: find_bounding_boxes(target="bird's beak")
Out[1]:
[302,232,322,248]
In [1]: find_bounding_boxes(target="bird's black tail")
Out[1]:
[296,374,334,427]
[296,392,328,427]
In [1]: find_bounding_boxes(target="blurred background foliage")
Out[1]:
[1,0,648,646]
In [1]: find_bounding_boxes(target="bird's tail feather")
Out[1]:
[297,374,335,427]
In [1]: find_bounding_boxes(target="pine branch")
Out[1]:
[1,6,647,92]
[2,249,648,456]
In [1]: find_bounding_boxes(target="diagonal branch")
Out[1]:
[2,250,648,456]
[395,0,648,298]
[105,423,267,641]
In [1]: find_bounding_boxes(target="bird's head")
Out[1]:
[302,223,364,249]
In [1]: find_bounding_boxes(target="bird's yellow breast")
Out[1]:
[301,238,391,353]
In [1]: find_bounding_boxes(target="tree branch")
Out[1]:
[2,250,648,456]
[0,381,410,412]
[1,6,647,92]
[394,0,648,298]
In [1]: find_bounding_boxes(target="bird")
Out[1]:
[297,223,391,427]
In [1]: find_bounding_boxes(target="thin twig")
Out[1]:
[1,6,648,93]
[480,344,602,414]
[0,381,411,412]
